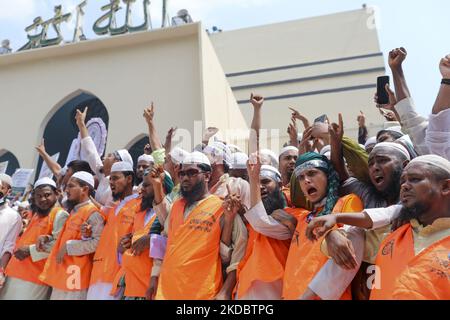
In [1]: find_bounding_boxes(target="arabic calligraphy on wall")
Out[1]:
[19,0,168,52]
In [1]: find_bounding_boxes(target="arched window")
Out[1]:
[0,149,20,176]
[36,90,109,179]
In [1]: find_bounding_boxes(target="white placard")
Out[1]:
[39,153,60,179]
[0,161,8,174]
[12,169,35,189]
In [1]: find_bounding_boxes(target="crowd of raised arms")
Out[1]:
[0,48,449,300]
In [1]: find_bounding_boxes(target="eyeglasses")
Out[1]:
[178,169,205,178]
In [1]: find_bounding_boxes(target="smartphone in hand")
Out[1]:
[377,76,390,104]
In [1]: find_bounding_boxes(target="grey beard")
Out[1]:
[262,189,285,215]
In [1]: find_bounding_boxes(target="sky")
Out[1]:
[0,0,449,117]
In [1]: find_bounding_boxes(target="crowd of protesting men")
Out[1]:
[0,48,449,300]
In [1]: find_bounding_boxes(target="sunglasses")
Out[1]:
[178,169,205,178]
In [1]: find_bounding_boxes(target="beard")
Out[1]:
[379,166,402,202]
[181,180,207,205]
[112,191,125,201]
[141,194,155,211]
[398,202,429,222]
[36,206,53,216]
[65,199,78,212]
[135,176,143,186]
[262,189,285,215]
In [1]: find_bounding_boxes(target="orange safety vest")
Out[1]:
[156,195,224,300]
[111,208,157,298]
[370,224,450,300]
[282,194,363,300]
[89,196,140,286]
[6,206,62,285]
[39,203,99,291]
[236,224,291,299]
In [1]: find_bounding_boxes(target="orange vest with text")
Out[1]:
[236,224,291,298]
[282,194,363,300]
[6,206,62,285]
[370,223,450,300]
[111,208,157,298]
[155,195,224,300]
[39,203,99,291]
[89,195,140,286]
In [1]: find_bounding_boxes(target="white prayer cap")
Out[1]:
[137,154,154,164]
[227,144,244,154]
[169,147,190,164]
[230,152,249,170]
[364,136,377,149]
[203,141,232,166]
[71,171,95,189]
[279,146,299,158]
[116,149,133,167]
[319,145,331,156]
[111,161,134,173]
[260,165,282,182]
[259,149,279,168]
[182,151,211,166]
[0,173,12,188]
[372,142,411,160]
[407,155,450,174]
[34,177,56,189]
[377,125,404,139]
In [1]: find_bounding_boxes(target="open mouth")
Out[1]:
[374,176,384,185]
[306,187,318,196]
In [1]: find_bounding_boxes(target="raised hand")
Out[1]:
[164,127,177,149]
[143,102,155,124]
[223,184,242,221]
[250,93,264,110]
[388,47,407,71]
[144,144,152,155]
[287,117,299,147]
[202,127,219,144]
[246,153,261,182]
[329,113,344,144]
[439,54,450,78]
[374,83,397,111]
[299,126,314,153]
[35,139,47,155]
[379,108,398,122]
[149,164,165,186]
[75,106,88,128]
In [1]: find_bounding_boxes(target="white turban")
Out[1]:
[170,147,190,164]
[182,151,211,166]
[116,149,133,167]
[260,165,282,182]
[0,173,12,188]
[364,136,377,149]
[372,142,411,160]
[203,141,232,166]
[259,149,279,168]
[137,154,154,164]
[71,171,95,189]
[111,161,134,173]
[230,152,248,170]
[407,155,450,174]
[34,177,56,189]
[279,146,299,158]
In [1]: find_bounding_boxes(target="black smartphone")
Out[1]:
[377,76,390,104]
[314,114,328,123]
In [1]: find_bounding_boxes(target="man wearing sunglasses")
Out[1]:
[154,152,247,300]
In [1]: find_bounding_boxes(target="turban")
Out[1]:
[372,142,411,161]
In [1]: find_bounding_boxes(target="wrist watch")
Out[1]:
[442,78,450,85]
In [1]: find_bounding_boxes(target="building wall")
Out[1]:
[0,23,245,171]
[210,9,386,150]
